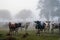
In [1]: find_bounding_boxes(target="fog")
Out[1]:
[0,0,60,22]
[0,10,11,22]
[15,9,34,22]
[0,10,12,28]
[0,0,60,28]
[38,0,60,22]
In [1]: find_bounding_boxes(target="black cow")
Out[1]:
[34,21,46,36]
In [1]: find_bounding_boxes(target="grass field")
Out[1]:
[0,30,60,40]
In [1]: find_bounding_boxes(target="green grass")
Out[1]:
[0,30,60,40]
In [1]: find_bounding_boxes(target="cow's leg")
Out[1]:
[11,28,17,36]
[44,25,48,33]
[15,28,19,36]
[25,26,28,34]
[47,28,49,32]
[36,29,40,36]
[25,28,27,33]
[9,29,12,35]
[9,27,12,35]
[9,29,14,36]
[9,29,11,35]
[20,27,22,31]
[51,27,54,34]
[59,24,60,34]
[12,29,15,36]
[44,28,47,33]
[35,26,38,35]
[22,26,29,38]
[7,28,14,37]
[59,28,60,34]
[39,29,41,36]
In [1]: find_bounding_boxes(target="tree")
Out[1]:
[38,0,60,21]
[0,10,11,28]
[0,10,11,22]
[15,9,33,22]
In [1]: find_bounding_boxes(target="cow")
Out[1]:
[44,21,50,32]
[8,22,30,36]
[8,22,22,35]
[8,22,15,36]
[59,23,60,34]
[34,21,46,36]
[51,23,60,34]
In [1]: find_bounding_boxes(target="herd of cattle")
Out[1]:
[8,21,60,36]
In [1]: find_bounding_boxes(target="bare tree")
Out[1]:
[37,0,60,21]
[15,9,33,22]
[0,10,11,28]
[0,10,11,22]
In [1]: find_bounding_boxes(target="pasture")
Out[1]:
[0,30,60,40]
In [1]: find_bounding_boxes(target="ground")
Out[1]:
[0,30,60,40]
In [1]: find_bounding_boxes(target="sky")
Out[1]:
[0,0,39,16]
[0,0,59,22]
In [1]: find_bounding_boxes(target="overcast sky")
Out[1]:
[0,0,39,16]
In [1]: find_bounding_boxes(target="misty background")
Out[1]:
[0,0,60,29]
[38,0,60,22]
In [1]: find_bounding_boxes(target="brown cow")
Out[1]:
[9,22,16,36]
[8,22,30,36]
